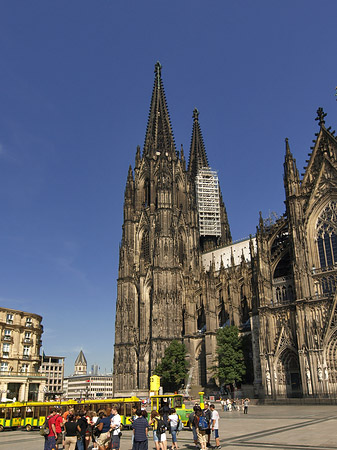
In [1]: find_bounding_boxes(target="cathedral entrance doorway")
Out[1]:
[278,349,302,398]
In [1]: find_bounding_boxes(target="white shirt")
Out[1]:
[211,410,219,429]
[110,414,121,435]
[168,413,178,428]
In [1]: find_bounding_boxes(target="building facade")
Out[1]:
[40,354,65,400]
[64,351,113,399]
[0,307,46,402]
[113,64,337,400]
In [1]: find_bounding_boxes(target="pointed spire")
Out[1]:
[135,145,141,169]
[284,138,300,197]
[188,108,209,179]
[144,62,175,156]
[315,107,327,127]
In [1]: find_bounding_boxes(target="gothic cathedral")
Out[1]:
[113,63,337,401]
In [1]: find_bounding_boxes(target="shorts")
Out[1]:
[96,431,111,447]
[111,434,120,449]
[214,429,219,439]
[44,436,56,450]
[56,433,63,444]
[197,429,206,445]
[205,428,211,435]
[153,430,159,442]
[159,433,166,442]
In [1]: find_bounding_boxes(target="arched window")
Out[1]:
[144,178,150,207]
[178,234,185,265]
[141,231,150,263]
[316,201,337,268]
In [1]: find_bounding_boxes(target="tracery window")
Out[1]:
[316,201,337,268]
[141,231,150,263]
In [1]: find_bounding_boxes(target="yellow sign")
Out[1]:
[150,375,161,391]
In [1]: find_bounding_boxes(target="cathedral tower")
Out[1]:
[113,63,231,393]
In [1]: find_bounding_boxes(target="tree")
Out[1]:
[213,326,246,389]
[154,340,188,392]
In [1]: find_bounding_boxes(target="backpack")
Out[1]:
[39,417,50,437]
[156,418,166,436]
[198,415,208,431]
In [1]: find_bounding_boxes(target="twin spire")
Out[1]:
[144,62,210,175]
[144,62,175,156]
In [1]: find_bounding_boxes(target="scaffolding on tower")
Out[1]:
[195,167,221,237]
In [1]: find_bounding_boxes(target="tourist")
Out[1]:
[132,408,149,450]
[44,408,58,450]
[168,408,179,450]
[202,402,212,448]
[193,407,207,450]
[110,404,122,450]
[54,409,64,450]
[209,404,221,449]
[188,406,199,449]
[130,405,138,449]
[76,411,88,450]
[64,414,78,450]
[149,410,161,450]
[95,410,111,450]
[243,398,250,414]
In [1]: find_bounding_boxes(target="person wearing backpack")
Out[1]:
[202,402,212,448]
[167,408,179,450]
[193,407,207,450]
[44,408,58,450]
[155,411,167,450]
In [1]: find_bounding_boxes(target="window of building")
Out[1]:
[21,364,29,373]
[25,317,33,327]
[6,314,13,324]
[0,362,8,372]
[2,343,10,358]
[23,346,30,358]
[4,329,11,340]
[316,201,337,268]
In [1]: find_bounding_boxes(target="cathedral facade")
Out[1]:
[113,63,337,400]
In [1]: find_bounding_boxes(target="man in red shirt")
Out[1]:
[54,410,64,450]
[44,408,57,450]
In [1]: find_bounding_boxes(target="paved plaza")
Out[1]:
[0,405,336,450]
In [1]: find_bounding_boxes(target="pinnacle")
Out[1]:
[144,62,175,156]
[188,108,209,179]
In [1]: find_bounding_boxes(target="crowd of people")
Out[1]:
[219,398,250,413]
[43,404,122,450]
[42,401,222,450]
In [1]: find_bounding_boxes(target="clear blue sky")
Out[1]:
[1,1,337,376]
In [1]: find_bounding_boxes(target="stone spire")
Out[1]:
[188,108,209,179]
[284,138,300,198]
[144,62,175,156]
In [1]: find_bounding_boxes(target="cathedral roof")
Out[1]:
[75,350,87,365]
[188,108,209,179]
[144,62,175,156]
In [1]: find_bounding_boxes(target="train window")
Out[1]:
[40,407,47,417]
[13,408,21,418]
[0,408,5,419]
[25,407,34,418]
[174,397,182,408]
[6,409,11,420]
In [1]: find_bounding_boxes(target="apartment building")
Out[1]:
[0,307,46,402]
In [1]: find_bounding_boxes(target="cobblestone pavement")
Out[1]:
[1,405,337,450]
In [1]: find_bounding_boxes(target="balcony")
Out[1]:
[2,352,9,358]
[0,370,47,378]
[23,338,32,344]
[25,322,33,328]
[2,336,13,343]
[22,355,30,360]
